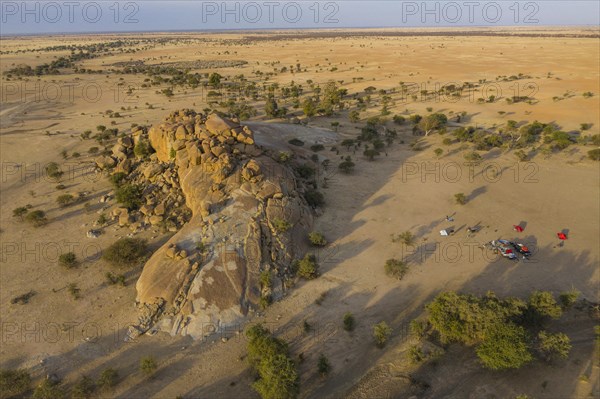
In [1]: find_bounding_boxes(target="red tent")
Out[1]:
[513,225,524,232]
[557,232,568,240]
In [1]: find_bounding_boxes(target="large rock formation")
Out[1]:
[131,110,314,339]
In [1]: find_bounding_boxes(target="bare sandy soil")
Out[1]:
[0,28,598,398]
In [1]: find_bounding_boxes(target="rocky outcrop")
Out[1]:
[130,110,314,339]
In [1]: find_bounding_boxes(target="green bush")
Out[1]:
[26,210,47,227]
[559,289,580,309]
[409,319,427,338]
[304,189,325,208]
[12,206,28,219]
[384,258,408,280]
[588,148,600,161]
[246,324,299,399]
[308,232,327,247]
[408,345,425,363]
[56,194,75,207]
[102,238,147,268]
[0,369,31,398]
[45,162,63,180]
[272,217,292,233]
[434,148,443,158]
[476,323,533,370]
[115,183,143,210]
[295,164,315,179]
[297,254,318,280]
[310,144,325,152]
[134,140,152,158]
[338,157,355,174]
[454,193,467,205]
[538,331,571,361]
[373,321,392,348]
[392,231,415,245]
[343,312,355,332]
[464,151,482,162]
[109,172,127,188]
[527,291,562,324]
[58,252,77,269]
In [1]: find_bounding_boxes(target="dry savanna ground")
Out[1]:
[0,28,599,398]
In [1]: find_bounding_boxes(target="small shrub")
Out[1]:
[71,375,95,399]
[434,148,443,158]
[58,252,77,269]
[260,270,272,289]
[454,193,467,205]
[410,319,427,338]
[140,356,157,377]
[56,194,75,207]
[295,164,315,179]
[272,217,292,233]
[45,162,63,180]
[105,272,126,286]
[308,231,327,246]
[102,238,147,268]
[97,368,118,391]
[288,138,304,146]
[338,157,355,174]
[317,354,331,377]
[384,258,408,280]
[68,283,80,300]
[343,312,355,332]
[408,345,425,363]
[297,254,318,280]
[588,148,600,161]
[108,172,127,188]
[304,189,325,208]
[373,321,392,348]
[134,140,151,158]
[538,331,571,361]
[311,144,325,152]
[514,150,528,161]
[12,206,28,219]
[32,378,64,399]
[392,231,415,245]
[559,289,580,309]
[464,151,482,162]
[26,210,47,227]
[115,184,142,210]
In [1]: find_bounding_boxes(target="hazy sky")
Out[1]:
[1,1,598,35]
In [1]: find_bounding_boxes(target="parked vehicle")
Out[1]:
[489,239,517,260]
[511,242,532,257]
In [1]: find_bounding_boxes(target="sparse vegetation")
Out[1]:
[97,368,118,391]
[0,369,31,398]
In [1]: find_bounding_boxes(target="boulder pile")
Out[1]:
[107,110,315,340]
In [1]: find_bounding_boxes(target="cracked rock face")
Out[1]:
[134,110,313,339]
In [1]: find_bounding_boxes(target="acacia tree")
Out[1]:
[418,113,448,136]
